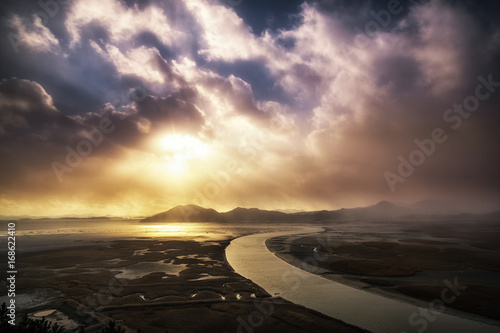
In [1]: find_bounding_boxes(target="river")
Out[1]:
[225,227,500,333]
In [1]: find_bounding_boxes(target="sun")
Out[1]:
[159,134,210,173]
[160,134,209,158]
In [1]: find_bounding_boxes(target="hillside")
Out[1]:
[141,205,221,222]
[141,205,346,223]
[340,201,416,220]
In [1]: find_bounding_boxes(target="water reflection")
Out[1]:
[142,223,199,237]
[2,220,250,252]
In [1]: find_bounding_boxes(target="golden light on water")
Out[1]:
[138,223,233,240]
[143,223,198,237]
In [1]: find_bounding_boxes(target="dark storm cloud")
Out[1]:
[0,14,119,115]
[0,77,210,197]
[0,79,76,137]
[0,79,80,192]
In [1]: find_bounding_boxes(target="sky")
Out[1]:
[0,0,499,217]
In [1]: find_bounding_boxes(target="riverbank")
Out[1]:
[227,227,500,333]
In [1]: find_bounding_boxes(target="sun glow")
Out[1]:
[159,134,210,173]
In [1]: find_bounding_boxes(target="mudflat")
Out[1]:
[267,220,500,323]
[0,233,368,333]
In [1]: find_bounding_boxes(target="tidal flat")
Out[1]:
[0,220,366,333]
[267,220,500,325]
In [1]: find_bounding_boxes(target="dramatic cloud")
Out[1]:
[0,0,499,216]
[66,0,179,48]
[6,15,60,53]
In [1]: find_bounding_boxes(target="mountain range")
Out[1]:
[141,200,500,223]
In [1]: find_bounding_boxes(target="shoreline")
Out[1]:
[225,227,500,333]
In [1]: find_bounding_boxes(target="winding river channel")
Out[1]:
[225,227,500,333]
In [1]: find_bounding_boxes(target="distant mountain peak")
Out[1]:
[228,207,274,214]
[229,207,259,212]
[374,200,396,208]
[140,199,485,224]
[169,204,208,211]
[142,204,220,222]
